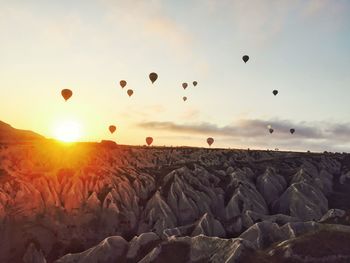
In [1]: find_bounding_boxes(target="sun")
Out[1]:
[53,120,82,142]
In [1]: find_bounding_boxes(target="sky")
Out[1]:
[1,0,350,151]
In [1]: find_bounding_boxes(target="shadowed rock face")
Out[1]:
[0,137,350,262]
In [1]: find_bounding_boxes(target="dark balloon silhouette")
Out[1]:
[290,128,295,134]
[182,83,188,89]
[183,96,187,102]
[120,80,127,88]
[269,128,274,134]
[242,55,249,63]
[61,89,73,101]
[149,72,158,84]
[273,90,278,96]
[109,125,116,134]
[207,137,214,146]
[146,137,153,146]
[127,89,134,97]
[193,81,198,87]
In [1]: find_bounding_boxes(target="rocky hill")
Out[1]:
[0,130,350,262]
[0,121,45,144]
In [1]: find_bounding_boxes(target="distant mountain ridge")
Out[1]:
[0,120,45,143]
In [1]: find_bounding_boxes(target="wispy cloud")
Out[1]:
[101,0,193,56]
[206,0,348,48]
[144,16,191,49]
[0,3,88,51]
[302,0,344,17]
[179,108,201,120]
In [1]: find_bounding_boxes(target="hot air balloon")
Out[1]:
[193,81,198,87]
[109,125,116,134]
[269,128,274,134]
[272,90,278,96]
[290,128,295,134]
[149,72,158,84]
[61,89,73,101]
[146,137,153,146]
[207,137,214,146]
[182,83,188,89]
[127,89,134,97]
[120,80,127,88]
[242,55,249,63]
[183,96,187,102]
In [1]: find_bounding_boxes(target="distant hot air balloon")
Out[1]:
[109,125,116,134]
[207,137,214,147]
[120,80,127,88]
[183,96,187,102]
[146,137,153,146]
[127,89,134,97]
[272,90,278,96]
[182,83,188,89]
[242,55,249,63]
[149,72,158,84]
[193,81,198,87]
[61,89,72,101]
[290,128,295,134]
[269,128,274,134]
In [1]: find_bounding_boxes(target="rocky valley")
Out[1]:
[1,121,350,263]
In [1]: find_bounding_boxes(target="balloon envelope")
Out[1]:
[61,89,73,101]
[183,96,187,102]
[269,128,274,134]
[273,90,278,96]
[127,89,134,97]
[182,83,188,89]
[120,80,127,88]
[290,128,295,134]
[109,125,116,134]
[149,72,158,84]
[207,137,214,146]
[242,55,249,63]
[193,81,198,86]
[146,137,153,146]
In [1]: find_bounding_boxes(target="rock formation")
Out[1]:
[0,124,349,262]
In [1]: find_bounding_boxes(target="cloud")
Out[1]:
[139,119,321,138]
[302,0,344,17]
[179,108,201,120]
[138,118,350,152]
[121,104,167,120]
[0,2,89,51]
[206,0,348,48]
[326,123,350,140]
[101,0,193,56]
[0,1,194,56]
[144,16,191,48]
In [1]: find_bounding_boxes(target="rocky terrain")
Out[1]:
[0,121,44,144]
[1,121,350,262]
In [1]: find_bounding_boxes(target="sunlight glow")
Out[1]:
[53,120,82,142]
